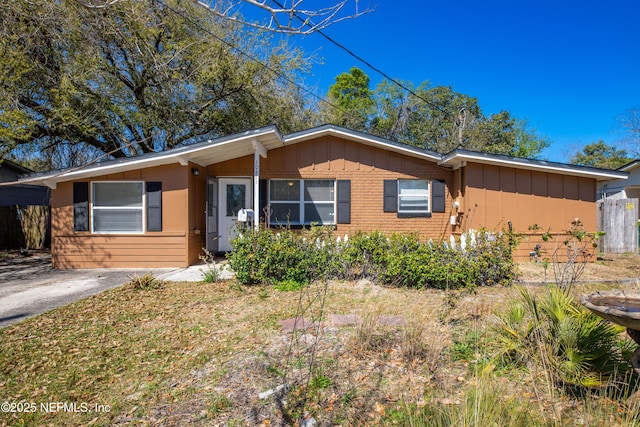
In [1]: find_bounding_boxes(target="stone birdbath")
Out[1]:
[581,290,640,372]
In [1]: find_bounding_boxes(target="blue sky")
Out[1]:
[286,0,639,162]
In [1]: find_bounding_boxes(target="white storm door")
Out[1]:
[218,178,252,252]
[206,177,218,252]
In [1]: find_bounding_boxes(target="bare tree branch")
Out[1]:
[75,0,373,34]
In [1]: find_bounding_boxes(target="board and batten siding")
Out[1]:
[51,164,193,268]
[462,162,597,260]
[207,135,455,240]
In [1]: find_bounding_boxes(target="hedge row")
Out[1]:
[227,226,516,289]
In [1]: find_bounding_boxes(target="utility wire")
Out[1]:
[270,0,447,113]
[155,0,351,119]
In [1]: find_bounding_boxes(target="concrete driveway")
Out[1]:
[0,255,222,329]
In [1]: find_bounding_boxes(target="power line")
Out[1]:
[270,0,447,113]
[155,0,351,119]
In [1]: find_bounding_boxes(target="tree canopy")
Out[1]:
[570,140,631,170]
[1,0,314,166]
[324,67,550,157]
[2,2,555,169]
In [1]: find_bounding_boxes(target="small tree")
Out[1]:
[538,218,604,290]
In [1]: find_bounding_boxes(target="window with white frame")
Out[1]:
[269,179,335,225]
[92,181,144,233]
[398,179,430,214]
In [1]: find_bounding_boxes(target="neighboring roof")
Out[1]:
[4,125,629,187]
[618,159,640,172]
[0,159,33,175]
[439,149,629,182]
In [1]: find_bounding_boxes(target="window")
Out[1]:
[384,179,443,218]
[269,179,335,225]
[398,180,430,214]
[92,182,144,233]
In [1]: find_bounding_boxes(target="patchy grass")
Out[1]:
[1,274,640,426]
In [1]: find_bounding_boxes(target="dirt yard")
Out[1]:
[516,252,640,284]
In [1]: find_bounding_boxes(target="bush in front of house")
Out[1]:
[227,226,516,289]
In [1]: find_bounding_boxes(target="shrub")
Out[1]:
[228,225,517,289]
[126,273,162,290]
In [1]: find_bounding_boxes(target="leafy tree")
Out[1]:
[324,67,376,131]
[0,0,314,163]
[330,69,549,157]
[570,140,631,169]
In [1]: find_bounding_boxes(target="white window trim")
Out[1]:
[91,181,145,234]
[397,179,431,214]
[269,179,336,226]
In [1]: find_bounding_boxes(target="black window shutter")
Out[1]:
[337,180,351,224]
[146,182,162,232]
[432,179,446,213]
[73,182,89,231]
[383,180,398,212]
[258,179,267,222]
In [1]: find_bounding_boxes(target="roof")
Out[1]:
[4,125,629,187]
[0,159,33,175]
[439,149,629,182]
[618,159,640,172]
[7,126,282,189]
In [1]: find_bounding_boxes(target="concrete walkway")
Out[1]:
[0,255,233,329]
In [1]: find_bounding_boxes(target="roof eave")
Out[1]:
[10,126,283,188]
[440,151,629,181]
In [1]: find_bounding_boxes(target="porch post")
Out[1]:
[253,151,260,230]
[251,139,267,230]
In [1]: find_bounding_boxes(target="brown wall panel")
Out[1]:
[548,174,563,198]
[359,145,374,169]
[462,162,599,261]
[579,178,595,202]
[532,171,548,196]
[343,140,360,170]
[501,168,516,193]
[515,169,532,194]
[466,163,484,189]
[51,164,190,268]
[53,234,187,268]
[564,175,580,200]
[484,165,501,191]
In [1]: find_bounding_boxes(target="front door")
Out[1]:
[218,178,252,252]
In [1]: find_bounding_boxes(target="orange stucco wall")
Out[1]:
[207,135,455,240]
[51,163,196,268]
[459,163,597,260]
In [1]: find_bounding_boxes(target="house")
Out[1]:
[0,159,50,207]
[596,160,640,252]
[598,159,640,202]
[9,125,627,268]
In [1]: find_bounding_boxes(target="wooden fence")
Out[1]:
[0,206,51,250]
[597,198,639,253]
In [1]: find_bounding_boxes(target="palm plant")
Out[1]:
[490,286,636,389]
